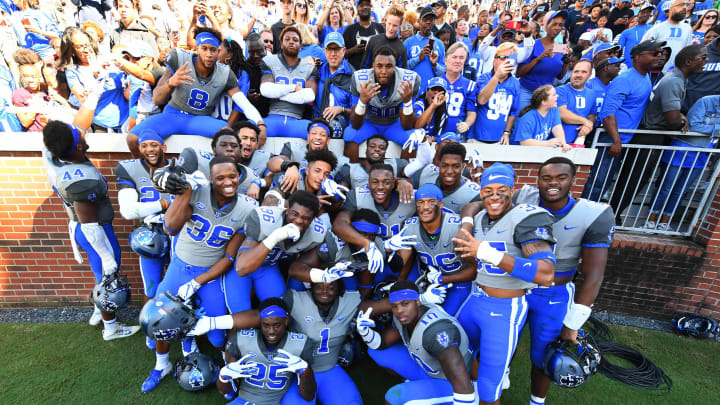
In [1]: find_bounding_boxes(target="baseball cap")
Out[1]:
[581,43,621,60]
[545,9,568,23]
[432,0,448,8]
[415,184,443,202]
[630,39,668,57]
[597,56,625,70]
[578,31,594,42]
[122,40,154,59]
[420,6,437,19]
[641,4,656,11]
[324,31,345,48]
[355,0,371,6]
[438,132,462,143]
[427,76,448,91]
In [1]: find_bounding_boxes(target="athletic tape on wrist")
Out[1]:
[563,303,592,330]
[355,101,366,115]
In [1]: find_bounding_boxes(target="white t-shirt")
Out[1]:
[642,21,693,72]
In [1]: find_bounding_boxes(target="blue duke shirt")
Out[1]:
[405,33,446,94]
[471,73,521,142]
[598,67,652,144]
[512,107,562,144]
[444,74,477,135]
[556,84,597,143]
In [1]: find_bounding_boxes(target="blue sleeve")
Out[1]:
[65,67,81,90]
[549,108,561,127]
[599,75,629,121]
[512,114,534,143]
[688,96,720,135]
[556,85,570,108]
[238,71,250,94]
[414,100,425,117]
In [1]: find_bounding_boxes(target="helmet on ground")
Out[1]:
[672,313,718,339]
[129,225,169,259]
[139,292,199,342]
[175,352,221,391]
[91,273,131,312]
[543,330,601,388]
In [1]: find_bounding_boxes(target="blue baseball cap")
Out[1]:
[480,163,515,189]
[581,43,620,60]
[324,31,345,48]
[597,56,625,70]
[415,183,443,202]
[546,9,568,23]
[355,0,371,6]
[438,132,462,143]
[427,76,448,91]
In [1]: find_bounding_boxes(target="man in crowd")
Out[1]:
[405,6,446,94]
[642,0,693,72]
[361,4,407,69]
[557,59,597,145]
[344,0,385,70]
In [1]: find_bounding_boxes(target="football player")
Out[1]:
[271,149,340,206]
[357,281,476,404]
[334,134,409,190]
[42,118,140,341]
[141,155,258,392]
[128,28,264,157]
[513,157,614,405]
[411,142,482,214]
[232,121,273,179]
[344,46,421,162]
[396,184,474,315]
[226,191,329,313]
[260,25,319,139]
[452,163,556,404]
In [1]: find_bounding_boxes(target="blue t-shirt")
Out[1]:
[616,25,651,68]
[445,74,477,133]
[518,40,565,92]
[471,73,521,142]
[598,67,652,144]
[405,33,446,94]
[512,107,561,144]
[413,99,444,137]
[556,84,597,143]
[319,25,346,45]
[585,77,609,117]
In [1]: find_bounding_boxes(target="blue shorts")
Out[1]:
[525,282,575,368]
[315,365,362,405]
[156,256,227,347]
[73,222,121,283]
[456,284,528,402]
[265,114,311,139]
[385,379,458,405]
[130,105,228,139]
[223,262,286,313]
[368,342,434,381]
[344,120,411,146]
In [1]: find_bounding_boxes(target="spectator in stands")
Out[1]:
[470,42,520,145]
[316,31,354,135]
[517,10,571,107]
[454,18,472,48]
[649,95,720,231]
[557,59,596,146]
[271,0,295,54]
[566,0,586,39]
[405,6,445,94]
[298,23,326,63]
[572,3,601,43]
[343,0,384,70]
[586,56,622,119]
[260,29,274,54]
[431,0,452,35]
[110,0,158,59]
[588,10,613,45]
[512,84,570,151]
[685,26,720,111]
[399,15,415,41]
[691,8,718,44]
[317,1,347,45]
[293,0,312,27]
[81,20,109,57]
[17,0,61,43]
[642,0,693,72]
[414,76,448,138]
[702,24,720,45]
[582,39,663,202]
[114,40,158,131]
[71,0,113,32]
[12,57,50,131]
[361,5,407,69]
[441,42,476,141]
[616,5,654,69]
[608,0,634,38]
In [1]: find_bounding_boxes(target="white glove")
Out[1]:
[188,314,234,336]
[143,213,164,227]
[420,283,451,305]
[309,261,354,283]
[262,223,301,250]
[402,129,426,153]
[476,241,504,267]
[383,228,417,252]
[426,266,444,285]
[177,278,201,301]
[274,349,308,375]
[356,308,381,349]
[467,149,484,169]
[184,170,209,191]
[359,242,384,274]
[219,354,259,382]
[321,178,349,200]
[416,140,435,166]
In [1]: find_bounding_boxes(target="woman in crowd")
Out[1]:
[692,9,718,44]
[317,1,347,45]
[297,23,326,63]
[468,23,493,77]
[414,77,449,140]
[512,84,570,151]
[454,18,472,48]
[57,26,99,108]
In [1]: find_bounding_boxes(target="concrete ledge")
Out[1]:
[1,132,598,165]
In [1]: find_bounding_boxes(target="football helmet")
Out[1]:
[129,224,169,259]
[672,313,718,339]
[140,292,199,342]
[175,352,222,391]
[543,330,601,388]
[91,273,131,312]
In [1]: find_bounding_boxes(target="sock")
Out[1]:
[102,318,117,333]
[92,306,101,315]
[530,395,546,405]
[155,352,170,371]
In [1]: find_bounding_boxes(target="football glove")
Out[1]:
[177,278,201,301]
[356,308,381,349]
[420,283,451,305]
[152,159,188,194]
[321,178,349,201]
[402,128,426,153]
[383,228,417,252]
[262,223,301,250]
[426,266,444,285]
[143,213,164,227]
[274,349,308,375]
[309,261,354,284]
[219,354,259,382]
[467,149,484,169]
[357,242,384,274]
[184,170,209,191]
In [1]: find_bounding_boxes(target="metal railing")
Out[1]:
[585,128,720,236]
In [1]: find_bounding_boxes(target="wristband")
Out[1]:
[453,392,476,405]
[510,256,538,283]
[251,180,262,188]
[461,216,474,225]
[224,254,235,263]
[402,101,413,115]
[280,160,300,172]
[563,303,592,330]
[528,251,556,265]
[355,101,366,115]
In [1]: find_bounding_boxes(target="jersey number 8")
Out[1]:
[188,89,210,110]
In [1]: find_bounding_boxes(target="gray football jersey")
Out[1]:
[245,206,330,265]
[262,54,317,119]
[178,147,260,196]
[345,158,407,189]
[514,185,615,275]
[403,212,464,274]
[280,142,349,179]
[287,290,361,372]
[227,328,310,405]
[472,204,555,290]
[115,159,173,206]
[416,165,481,214]
[392,304,472,379]
[351,67,421,125]
[350,185,416,239]
[318,231,386,273]
[244,149,273,178]
[175,186,258,267]
[43,150,114,224]
[167,49,233,115]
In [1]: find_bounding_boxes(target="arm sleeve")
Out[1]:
[243,210,263,240]
[278,88,315,104]
[117,188,163,220]
[421,320,463,356]
[260,82,297,99]
[513,211,556,246]
[581,206,616,247]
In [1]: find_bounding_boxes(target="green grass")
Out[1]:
[1,323,718,404]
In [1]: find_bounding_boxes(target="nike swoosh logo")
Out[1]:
[497,229,507,234]
[337,317,344,321]
[548,301,562,305]
[490,312,502,317]
[564,225,577,230]
[443,242,452,248]
[231,218,241,222]
[487,174,510,181]
[523,263,532,269]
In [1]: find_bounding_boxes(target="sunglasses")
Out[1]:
[494,54,514,60]
[706,14,718,20]
[401,24,413,30]
[263,39,273,44]
[296,3,307,7]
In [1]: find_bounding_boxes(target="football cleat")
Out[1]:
[103,323,141,341]
[141,363,173,393]
[89,306,102,326]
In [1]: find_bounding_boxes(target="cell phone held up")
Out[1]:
[427,38,435,50]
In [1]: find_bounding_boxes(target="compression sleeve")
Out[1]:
[231,91,263,124]
[117,188,164,220]
[260,82,297,99]
[279,88,315,104]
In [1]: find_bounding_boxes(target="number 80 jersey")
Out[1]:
[261,54,319,119]
[351,67,420,126]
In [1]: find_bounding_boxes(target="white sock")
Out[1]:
[155,352,170,371]
[102,318,117,333]
[530,395,546,405]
